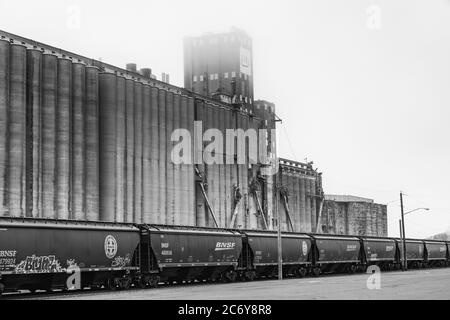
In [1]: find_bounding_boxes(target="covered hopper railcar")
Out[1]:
[0,217,141,294]
[242,231,312,279]
[359,236,400,271]
[137,225,244,287]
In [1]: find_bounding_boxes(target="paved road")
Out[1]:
[9,268,450,300]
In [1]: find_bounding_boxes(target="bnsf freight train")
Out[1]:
[0,218,448,295]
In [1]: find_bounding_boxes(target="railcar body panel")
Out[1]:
[142,225,244,281]
[361,237,397,263]
[398,239,425,261]
[424,241,447,261]
[245,231,312,265]
[313,235,361,264]
[0,218,140,292]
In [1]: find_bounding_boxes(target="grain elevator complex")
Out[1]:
[0,28,387,236]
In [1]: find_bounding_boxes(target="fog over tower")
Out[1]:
[183,27,254,106]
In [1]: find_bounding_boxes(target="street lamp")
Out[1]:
[400,192,430,271]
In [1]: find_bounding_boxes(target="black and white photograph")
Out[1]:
[0,0,449,309]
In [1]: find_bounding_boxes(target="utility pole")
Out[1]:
[275,175,283,280]
[400,192,407,271]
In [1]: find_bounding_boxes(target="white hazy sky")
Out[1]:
[1,0,449,238]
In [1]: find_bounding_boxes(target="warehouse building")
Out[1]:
[320,195,388,236]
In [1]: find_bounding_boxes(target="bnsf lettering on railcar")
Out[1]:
[386,245,394,252]
[215,242,236,251]
[0,250,17,257]
[346,245,357,251]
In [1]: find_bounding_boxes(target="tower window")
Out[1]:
[231,71,236,78]
[210,74,214,80]
[224,72,229,79]
[200,75,204,82]
[193,75,197,82]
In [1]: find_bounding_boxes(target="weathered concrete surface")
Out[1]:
[14,268,450,300]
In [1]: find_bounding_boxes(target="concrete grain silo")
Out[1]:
[0,39,9,217]
[8,43,27,218]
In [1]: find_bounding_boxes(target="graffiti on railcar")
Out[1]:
[15,255,63,273]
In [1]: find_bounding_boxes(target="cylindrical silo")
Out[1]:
[186,97,196,226]
[172,93,181,226]
[98,72,117,222]
[179,95,189,226]
[85,66,100,221]
[71,62,86,220]
[241,113,250,229]
[25,49,42,218]
[293,173,302,232]
[149,87,159,224]
[55,58,72,220]
[115,75,126,223]
[158,89,167,224]
[8,44,27,217]
[0,39,9,217]
[41,54,58,219]
[142,84,152,224]
[205,103,216,228]
[165,91,174,226]
[311,178,317,232]
[218,106,227,228]
[125,79,135,223]
[134,81,143,224]
[223,108,232,228]
[299,176,307,232]
[194,99,206,227]
[305,177,312,233]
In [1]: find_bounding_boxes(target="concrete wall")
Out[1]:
[321,200,387,237]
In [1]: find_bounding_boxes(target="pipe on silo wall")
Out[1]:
[142,84,152,224]
[41,54,58,219]
[186,97,196,226]
[133,81,143,224]
[115,75,126,223]
[85,66,99,221]
[0,40,9,217]
[98,72,117,222]
[172,93,181,226]
[55,58,72,220]
[125,79,134,223]
[71,62,86,220]
[149,87,159,224]
[8,44,27,217]
[157,89,167,225]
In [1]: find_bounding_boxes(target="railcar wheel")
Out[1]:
[149,276,159,288]
[120,277,131,290]
[108,278,119,291]
[312,267,320,277]
[298,267,307,278]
